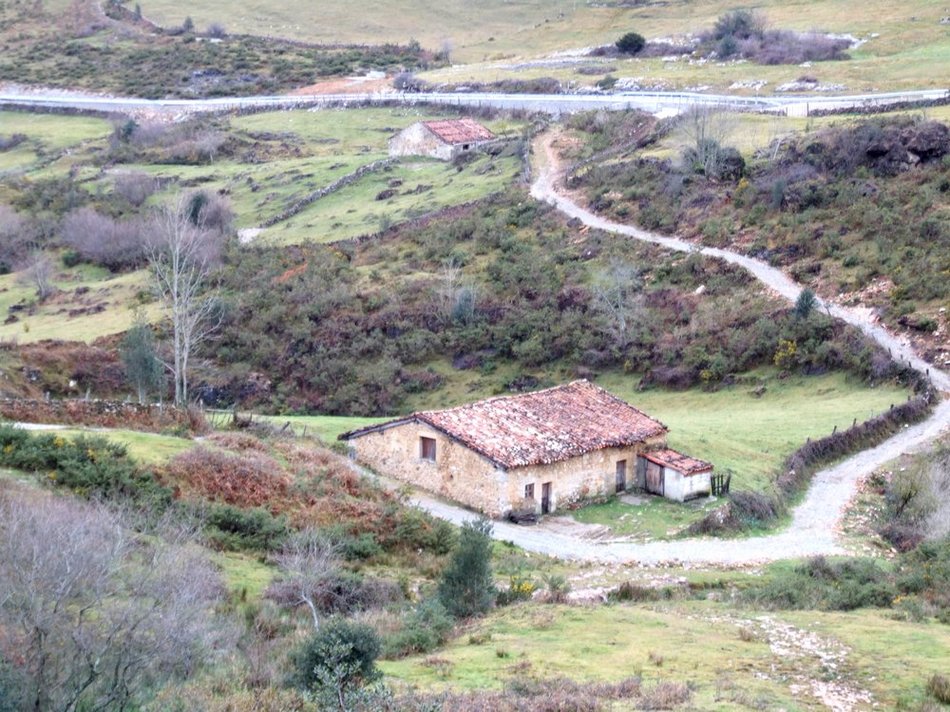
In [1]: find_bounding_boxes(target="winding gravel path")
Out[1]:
[392,131,950,566]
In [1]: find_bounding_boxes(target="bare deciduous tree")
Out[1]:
[146,195,225,406]
[0,488,226,711]
[0,204,33,270]
[17,251,56,301]
[113,171,157,207]
[593,259,646,354]
[193,131,228,164]
[678,105,736,178]
[266,530,343,630]
[435,258,478,325]
[62,207,146,270]
[436,258,461,322]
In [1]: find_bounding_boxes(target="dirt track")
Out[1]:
[383,131,950,566]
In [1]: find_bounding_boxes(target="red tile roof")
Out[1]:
[422,118,495,145]
[341,380,667,469]
[642,448,713,476]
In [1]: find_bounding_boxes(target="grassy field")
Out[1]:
[781,608,950,709]
[381,601,792,707]
[257,154,520,244]
[601,370,909,492]
[243,413,390,442]
[137,0,580,60]
[0,107,524,345]
[132,107,524,239]
[635,105,950,163]
[380,599,949,709]
[0,263,158,344]
[0,111,111,174]
[571,494,722,541]
[137,0,950,93]
[0,425,198,465]
[214,551,275,600]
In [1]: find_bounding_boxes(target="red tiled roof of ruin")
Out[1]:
[422,118,495,145]
[342,380,667,469]
[642,448,713,475]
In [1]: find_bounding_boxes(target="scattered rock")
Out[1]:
[728,79,768,91]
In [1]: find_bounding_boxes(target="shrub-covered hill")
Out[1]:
[206,189,906,415]
[0,0,437,99]
[566,114,950,365]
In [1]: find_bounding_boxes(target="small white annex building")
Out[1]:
[388,118,496,161]
[638,448,713,502]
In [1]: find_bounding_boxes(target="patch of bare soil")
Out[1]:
[289,76,394,95]
[537,514,613,541]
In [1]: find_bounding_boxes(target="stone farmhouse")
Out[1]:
[388,118,496,161]
[341,380,713,518]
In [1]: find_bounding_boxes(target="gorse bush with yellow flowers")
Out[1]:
[0,425,170,507]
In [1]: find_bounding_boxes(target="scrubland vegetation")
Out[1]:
[565,110,950,355]
[0,0,439,98]
[7,415,942,710]
[0,106,932,519]
[2,0,950,698]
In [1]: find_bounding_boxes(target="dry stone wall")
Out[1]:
[0,398,196,432]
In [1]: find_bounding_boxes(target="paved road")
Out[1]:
[0,87,946,118]
[380,132,950,566]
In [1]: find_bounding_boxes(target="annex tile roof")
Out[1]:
[642,448,713,476]
[341,380,667,469]
[422,118,495,145]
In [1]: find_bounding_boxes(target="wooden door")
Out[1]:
[541,482,552,514]
[615,460,627,493]
[645,460,664,496]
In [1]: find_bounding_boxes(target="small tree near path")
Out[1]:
[121,310,164,403]
[438,519,495,619]
[794,288,817,320]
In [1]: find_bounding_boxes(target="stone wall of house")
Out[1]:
[388,123,454,160]
[510,435,666,514]
[347,420,510,515]
[348,422,669,517]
